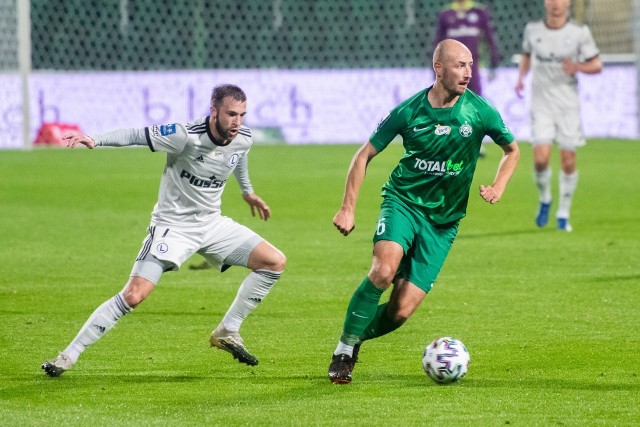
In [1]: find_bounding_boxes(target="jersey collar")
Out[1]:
[424,86,466,125]
[205,116,232,147]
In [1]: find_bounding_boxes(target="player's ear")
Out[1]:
[210,105,217,119]
[433,61,443,77]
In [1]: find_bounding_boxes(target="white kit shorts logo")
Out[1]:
[459,121,473,137]
[156,243,168,254]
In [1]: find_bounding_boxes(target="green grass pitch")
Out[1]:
[0,140,638,425]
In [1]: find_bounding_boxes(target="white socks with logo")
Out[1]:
[63,292,132,364]
[221,269,282,332]
[534,168,552,204]
[558,170,578,219]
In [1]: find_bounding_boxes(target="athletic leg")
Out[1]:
[329,240,403,383]
[219,240,286,332]
[42,275,156,377]
[209,236,286,366]
[360,278,426,342]
[557,149,578,231]
[336,240,402,352]
[533,143,553,227]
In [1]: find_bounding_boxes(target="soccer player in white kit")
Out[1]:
[42,84,286,376]
[515,0,602,231]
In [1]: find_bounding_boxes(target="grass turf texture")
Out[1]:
[0,140,638,426]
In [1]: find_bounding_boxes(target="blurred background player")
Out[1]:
[328,40,519,384]
[433,0,502,96]
[42,84,286,376]
[433,0,502,158]
[515,0,602,232]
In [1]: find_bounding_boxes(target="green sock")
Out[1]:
[340,277,385,346]
[359,302,403,342]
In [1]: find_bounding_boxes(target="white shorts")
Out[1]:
[130,215,263,283]
[530,106,585,150]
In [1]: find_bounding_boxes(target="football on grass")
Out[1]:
[422,336,470,384]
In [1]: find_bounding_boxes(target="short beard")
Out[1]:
[214,118,233,141]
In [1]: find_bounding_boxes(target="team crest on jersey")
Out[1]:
[435,124,451,135]
[459,121,473,137]
[228,153,240,168]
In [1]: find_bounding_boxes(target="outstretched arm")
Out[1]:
[64,128,148,149]
[64,134,96,149]
[333,141,379,236]
[479,141,520,204]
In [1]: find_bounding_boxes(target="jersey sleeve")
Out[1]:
[144,123,189,155]
[369,106,405,152]
[233,154,254,195]
[579,25,600,61]
[93,128,147,147]
[484,106,515,146]
[521,23,533,54]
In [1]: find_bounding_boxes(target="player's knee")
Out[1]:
[260,248,286,272]
[560,159,576,174]
[390,312,409,326]
[122,278,154,307]
[122,289,146,308]
[368,265,395,288]
[271,249,286,272]
[386,303,412,325]
[534,160,548,172]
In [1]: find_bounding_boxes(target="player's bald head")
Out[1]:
[433,39,472,65]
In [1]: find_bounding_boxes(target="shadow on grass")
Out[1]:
[458,228,547,239]
[582,273,640,283]
[310,372,640,392]
[461,377,639,391]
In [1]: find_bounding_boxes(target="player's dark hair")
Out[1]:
[211,84,247,108]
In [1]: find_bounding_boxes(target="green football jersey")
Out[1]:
[370,87,514,225]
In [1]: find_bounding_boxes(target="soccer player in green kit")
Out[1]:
[328,39,520,384]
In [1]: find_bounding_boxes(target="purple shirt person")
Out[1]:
[433,0,501,95]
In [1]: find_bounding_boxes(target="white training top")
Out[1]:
[93,116,254,227]
[522,19,599,111]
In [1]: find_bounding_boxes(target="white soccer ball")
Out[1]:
[422,336,470,384]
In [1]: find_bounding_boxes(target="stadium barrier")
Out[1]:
[0,65,635,149]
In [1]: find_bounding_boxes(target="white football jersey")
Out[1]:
[143,116,253,226]
[522,19,599,111]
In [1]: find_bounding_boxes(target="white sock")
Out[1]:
[534,168,552,204]
[557,170,578,219]
[221,269,282,332]
[334,341,354,357]
[64,292,132,363]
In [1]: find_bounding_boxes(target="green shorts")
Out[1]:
[372,197,459,293]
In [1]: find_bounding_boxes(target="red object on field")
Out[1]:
[34,123,83,146]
